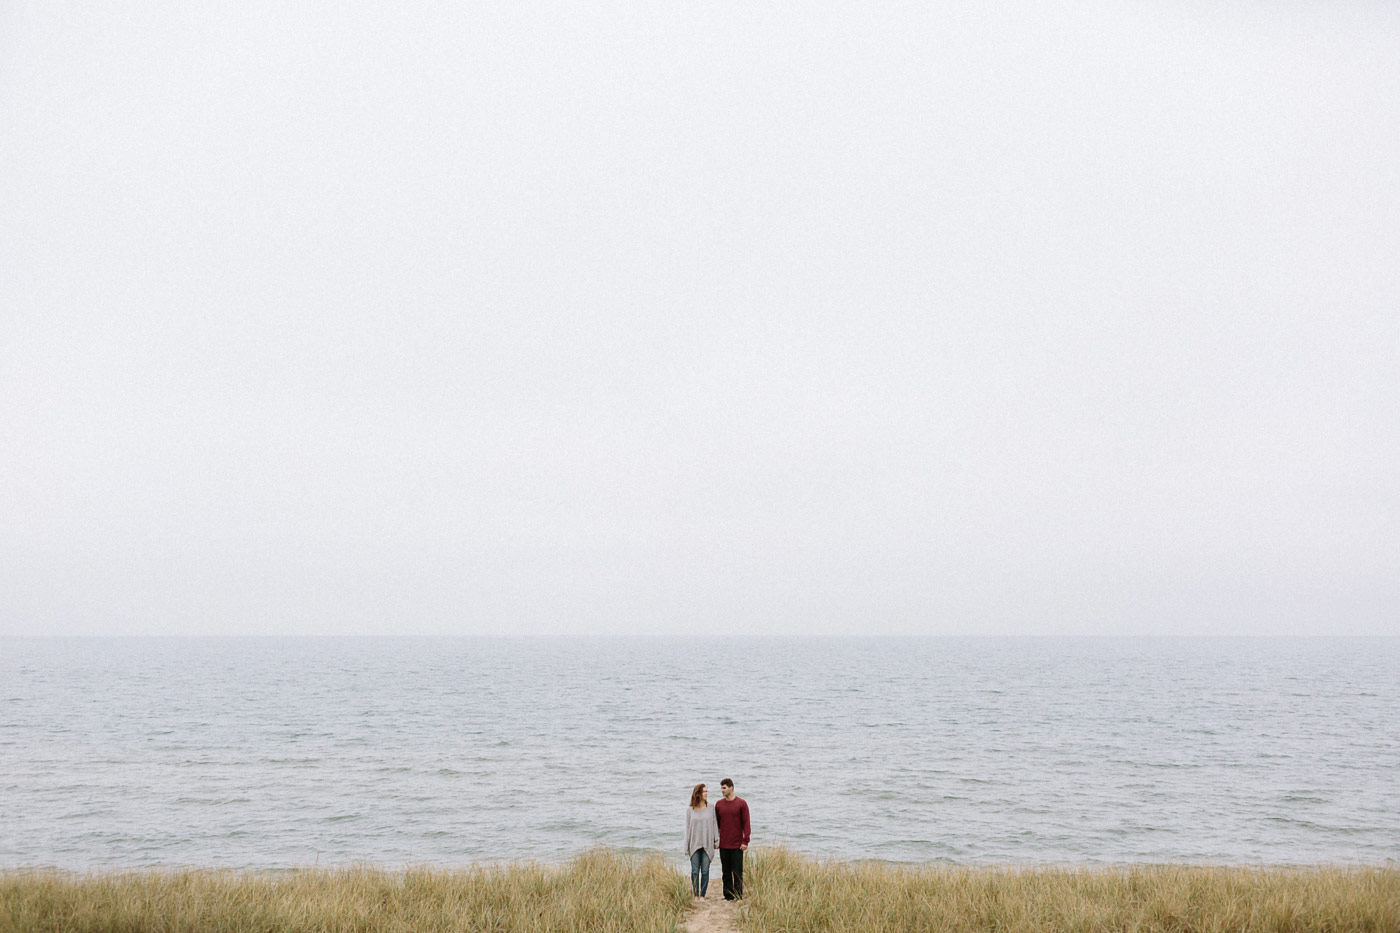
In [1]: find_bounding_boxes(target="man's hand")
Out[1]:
[740,845,747,851]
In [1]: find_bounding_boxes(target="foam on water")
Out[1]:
[2,637,1397,869]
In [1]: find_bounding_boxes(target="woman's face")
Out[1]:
[700,786,707,803]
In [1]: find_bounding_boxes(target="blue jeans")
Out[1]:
[689,847,711,896]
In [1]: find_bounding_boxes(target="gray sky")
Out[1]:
[2,0,1397,637]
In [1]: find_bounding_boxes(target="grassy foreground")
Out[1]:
[5,848,1399,932]
[744,848,1400,933]
[0,849,690,933]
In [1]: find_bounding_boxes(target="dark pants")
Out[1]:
[719,847,744,899]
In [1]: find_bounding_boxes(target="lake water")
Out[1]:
[2,637,1397,869]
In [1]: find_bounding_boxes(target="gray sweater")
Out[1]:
[683,805,719,855]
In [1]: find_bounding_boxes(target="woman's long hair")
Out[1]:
[689,783,707,809]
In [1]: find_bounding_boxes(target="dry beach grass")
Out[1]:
[5,847,1399,932]
[0,849,690,933]
[743,848,1400,933]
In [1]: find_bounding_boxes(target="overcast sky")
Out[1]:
[2,0,1397,637]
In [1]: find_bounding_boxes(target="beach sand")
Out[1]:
[683,891,740,933]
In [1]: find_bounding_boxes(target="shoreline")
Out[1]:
[6,845,1398,874]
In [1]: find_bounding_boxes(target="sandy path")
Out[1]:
[682,892,740,933]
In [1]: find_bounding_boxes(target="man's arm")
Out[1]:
[741,800,750,849]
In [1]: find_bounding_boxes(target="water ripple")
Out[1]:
[2,637,1398,869]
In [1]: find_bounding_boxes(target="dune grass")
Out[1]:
[0,849,691,933]
[7,848,1399,932]
[742,848,1400,933]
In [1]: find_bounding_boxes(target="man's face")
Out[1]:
[721,783,734,799]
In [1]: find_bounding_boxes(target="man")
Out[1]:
[713,777,750,900]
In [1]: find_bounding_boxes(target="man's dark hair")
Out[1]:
[720,778,733,788]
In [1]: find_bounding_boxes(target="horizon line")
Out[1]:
[2,632,1395,639]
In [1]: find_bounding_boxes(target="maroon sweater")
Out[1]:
[714,796,750,849]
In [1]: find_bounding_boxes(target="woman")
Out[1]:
[683,782,719,898]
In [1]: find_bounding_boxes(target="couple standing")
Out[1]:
[683,778,750,900]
